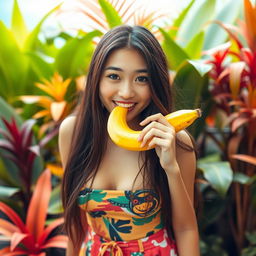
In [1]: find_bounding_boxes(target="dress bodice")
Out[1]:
[78,188,163,241]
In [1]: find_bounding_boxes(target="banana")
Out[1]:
[107,106,201,151]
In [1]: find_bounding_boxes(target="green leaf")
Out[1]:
[48,185,63,214]
[0,21,28,98]
[187,60,212,77]
[204,0,242,50]
[173,60,210,108]
[98,0,123,28]
[55,30,102,78]
[173,60,211,138]
[245,232,256,245]
[233,172,252,185]
[0,185,19,198]
[198,161,233,197]
[0,97,22,125]
[0,158,19,187]
[185,31,205,59]
[11,0,28,48]
[177,0,216,47]
[159,27,189,70]
[24,3,63,51]
[198,153,221,163]
[169,0,195,38]
[25,52,53,79]
[198,191,226,228]
[132,211,159,226]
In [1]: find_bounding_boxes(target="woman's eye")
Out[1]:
[107,74,120,80]
[136,76,149,83]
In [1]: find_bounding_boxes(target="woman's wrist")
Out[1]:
[164,161,180,176]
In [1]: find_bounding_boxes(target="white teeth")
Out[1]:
[114,102,135,108]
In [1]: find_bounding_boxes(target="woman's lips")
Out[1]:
[113,101,136,111]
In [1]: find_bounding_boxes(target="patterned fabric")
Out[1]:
[78,188,177,255]
[79,228,178,256]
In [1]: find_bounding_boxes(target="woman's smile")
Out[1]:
[113,100,137,111]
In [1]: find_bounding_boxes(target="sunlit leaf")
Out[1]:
[187,60,212,77]
[185,31,205,59]
[24,3,63,51]
[169,0,195,38]
[198,161,233,197]
[11,0,29,48]
[177,0,216,46]
[25,52,53,79]
[233,172,252,184]
[48,185,63,214]
[0,186,18,198]
[98,0,123,28]
[55,30,102,78]
[0,22,28,97]
[204,0,241,50]
[159,27,189,70]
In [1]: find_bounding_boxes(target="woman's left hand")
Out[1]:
[137,113,178,171]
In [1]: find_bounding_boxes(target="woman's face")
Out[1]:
[99,48,152,128]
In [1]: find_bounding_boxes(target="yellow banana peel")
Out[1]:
[107,106,201,151]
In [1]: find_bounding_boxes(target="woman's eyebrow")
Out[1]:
[104,66,148,73]
[104,66,122,71]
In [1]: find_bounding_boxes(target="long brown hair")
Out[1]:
[61,25,193,253]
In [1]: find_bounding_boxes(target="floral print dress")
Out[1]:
[78,188,178,256]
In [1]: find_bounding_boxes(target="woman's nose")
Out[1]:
[118,81,135,98]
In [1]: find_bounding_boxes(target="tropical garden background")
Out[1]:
[0,0,255,255]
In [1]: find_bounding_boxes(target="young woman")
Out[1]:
[59,25,200,256]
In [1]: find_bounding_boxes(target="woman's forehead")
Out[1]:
[103,48,148,71]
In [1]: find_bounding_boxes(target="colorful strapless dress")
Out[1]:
[78,188,178,256]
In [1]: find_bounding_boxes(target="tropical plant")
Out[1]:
[198,0,256,254]
[57,0,168,36]
[0,0,62,102]
[241,232,256,256]
[19,72,78,136]
[0,169,67,256]
[0,117,42,208]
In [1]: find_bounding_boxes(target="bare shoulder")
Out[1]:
[176,130,194,147]
[59,115,77,136]
[58,115,77,168]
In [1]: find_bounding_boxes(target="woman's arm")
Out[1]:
[167,131,200,256]
[59,116,81,256]
[138,114,200,256]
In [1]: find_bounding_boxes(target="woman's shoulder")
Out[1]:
[59,115,77,136]
[58,115,77,168]
[176,130,194,149]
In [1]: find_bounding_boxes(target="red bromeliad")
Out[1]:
[205,0,256,156]
[0,169,67,256]
[0,118,39,205]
